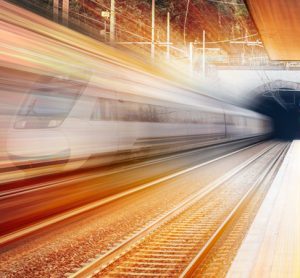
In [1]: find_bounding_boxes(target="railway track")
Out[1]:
[191,142,288,277]
[0,140,270,245]
[67,142,288,278]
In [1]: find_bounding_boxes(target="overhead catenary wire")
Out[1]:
[194,33,259,45]
[69,10,152,42]
[87,0,152,29]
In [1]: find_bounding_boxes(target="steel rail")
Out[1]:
[180,142,289,277]
[67,142,280,278]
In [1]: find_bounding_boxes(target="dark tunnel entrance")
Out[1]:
[254,88,300,140]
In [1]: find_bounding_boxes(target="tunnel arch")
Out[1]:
[251,80,300,139]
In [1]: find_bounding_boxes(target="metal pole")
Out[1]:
[110,0,115,42]
[62,0,69,26]
[166,12,170,60]
[151,0,155,60]
[189,42,193,73]
[104,20,107,42]
[202,30,206,77]
[53,0,59,22]
[183,0,190,46]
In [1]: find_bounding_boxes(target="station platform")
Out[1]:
[227,140,300,277]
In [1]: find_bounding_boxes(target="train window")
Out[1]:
[212,113,224,125]
[117,101,139,121]
[181,110,188,123]
[162,107,171,122]
[191,112,196,124]
[171,110,178,123]
[91,100,101,120]
[149,105,159,122]
[249,118,257,127]
[15,76,86,129]
[91,98,117,121]
[197,112,202,123]
[234,115,240,126]
[238,116,245,126]
[166,108,177,123]
[225,115,234,125]
[200,111,207,124]
[204,112,211,124]
[139,103,152,122]
[154,106,168,122]
[18,76,84,118]
[91,97,226,125]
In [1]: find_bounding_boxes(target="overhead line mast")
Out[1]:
[151,0,155,60]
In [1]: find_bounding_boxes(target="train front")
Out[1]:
[6,75,84,169]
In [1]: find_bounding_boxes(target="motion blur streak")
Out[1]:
[0,1,273,241]
[0,1,271,181]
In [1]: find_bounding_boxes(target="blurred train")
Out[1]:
[1,1,273,170]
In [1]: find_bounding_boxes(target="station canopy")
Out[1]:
[246,0,300,61]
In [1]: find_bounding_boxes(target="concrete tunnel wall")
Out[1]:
[251,81,300,140]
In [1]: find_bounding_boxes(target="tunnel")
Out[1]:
[252,81,300,140]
